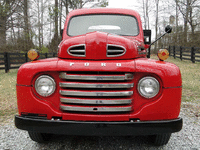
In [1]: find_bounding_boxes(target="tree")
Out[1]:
[54,0,59,46]
[177,0,200,44]
[154,0,159,52]
[174,0,179,44]
[62,0,108,11]
[30,0,49,51]
[0,0,21,51]
[48,0,59,52]
[59,0,62,37]
[23,0,33,51]
[89,0,108,8]
[142,0,150,30]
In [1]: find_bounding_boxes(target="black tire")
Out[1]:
[150,133,171,146]
[28,131,52,143]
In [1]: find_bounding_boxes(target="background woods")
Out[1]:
[0,0,108,53]
[1,0,200,53]
[137,0,200,51]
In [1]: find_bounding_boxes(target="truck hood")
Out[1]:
[58,31,142,60]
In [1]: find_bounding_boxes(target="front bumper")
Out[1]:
[15,115,182,136]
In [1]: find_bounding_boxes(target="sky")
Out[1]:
[108,0,139,9]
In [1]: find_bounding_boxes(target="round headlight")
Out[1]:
[137,77,160,98]
[35,75,56,97]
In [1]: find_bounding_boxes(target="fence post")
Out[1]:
[25,53,28,62]
[169,46,171,56]
[173,46,176,59]
[45,53,48,58]
[4,52,10,73]
[180,46,182,61]
[191,47,195,63]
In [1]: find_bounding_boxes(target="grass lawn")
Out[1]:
[161,56,200,104]
[0,55,199,123]
[0,69,18,123]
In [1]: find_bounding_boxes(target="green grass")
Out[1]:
[0,69,18,123]
[0,56,199,123]
[151,55,200,104]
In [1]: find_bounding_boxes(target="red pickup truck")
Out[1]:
[15,8,182,146]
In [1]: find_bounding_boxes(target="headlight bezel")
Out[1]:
[137,76,160,99]
[34,75,56,97]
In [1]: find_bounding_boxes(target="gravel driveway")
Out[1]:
[1,107,199,150]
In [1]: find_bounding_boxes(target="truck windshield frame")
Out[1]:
[67,14,139,36]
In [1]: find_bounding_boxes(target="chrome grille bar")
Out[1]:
[59,82,134,89]
[60,105,132,112]
[69,50,85,53]
[59,72,133,81]
[60,98,132,105]
[107,50,124,53]
[60,90,133,97]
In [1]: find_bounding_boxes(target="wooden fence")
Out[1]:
[0,52,57,73]
[168,46,200,63]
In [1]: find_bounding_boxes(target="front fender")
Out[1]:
[17,58,59,85]
[135,58,182,88]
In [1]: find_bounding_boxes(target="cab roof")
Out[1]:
[67,8,141,19]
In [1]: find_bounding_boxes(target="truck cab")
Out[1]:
[15,8,182,146]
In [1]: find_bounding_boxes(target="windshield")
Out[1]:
[68,14,139,36]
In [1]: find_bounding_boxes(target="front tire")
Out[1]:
[150,133,171,146]
[28,131,52,143]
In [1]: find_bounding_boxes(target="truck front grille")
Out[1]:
[59,72,134,113]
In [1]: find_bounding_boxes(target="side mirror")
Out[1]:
[165,25,172,33]
[147,25,172,58]
[60,29,63,37]
[143,30,151,44]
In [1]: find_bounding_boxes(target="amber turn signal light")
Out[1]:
[157,49,169,61]
[28,49,40,61]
